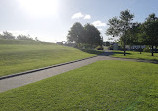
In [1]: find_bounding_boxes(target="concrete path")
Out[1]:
[0,51,157,93]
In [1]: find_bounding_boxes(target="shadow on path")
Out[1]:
[100,51,114,56]
[100,50,132,56]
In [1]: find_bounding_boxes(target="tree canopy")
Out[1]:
[0,31,39,41]
[141,13,158,56]
[84,23,103,46]
[67,22,103,48]
[0,31,15,40]
[67,22,84,44]
[106,10,158,56]
[106,9,134,56]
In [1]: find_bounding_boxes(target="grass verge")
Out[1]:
[0,60,158,110]
[0,40,101,77]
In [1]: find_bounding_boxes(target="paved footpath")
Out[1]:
[0,52,156,93]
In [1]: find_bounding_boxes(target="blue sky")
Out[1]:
[0,0,158,42]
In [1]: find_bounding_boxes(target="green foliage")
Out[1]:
[0,31,40,41]
[126,23,142,45]
[0,31,15,40]
[108,45,112,50]
[104,41,110,46]
[84,24,102,46]
[106,9,134,56]
[17,34,34,41]
[67,22,103,48]
[143,46,150,52]
[0,39,48,45]
[67,22,84,43]
[0,40,96,77]
[95,45,103,50]
[0,60,158,110]
[106,11,158,56]
[141,13,158,56]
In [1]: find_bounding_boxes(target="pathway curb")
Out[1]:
[0,55,97,80]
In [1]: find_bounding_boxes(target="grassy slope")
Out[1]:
[112,50,158,61]
[0,39,99,77]
[0,60,158,111]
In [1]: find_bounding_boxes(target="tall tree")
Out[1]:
[142,13,158,56]
[67,22,103,49]
[126,23,145,54]
[84,23,102,47]
[67,22,84,44]
[106,9,134,56]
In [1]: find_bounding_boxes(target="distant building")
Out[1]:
[109,42,146,51]
[126,45,146,50]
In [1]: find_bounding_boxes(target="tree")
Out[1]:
[142,13,158,56]
[35,37,40,41]
[1,31,15,40]
[67,22,84,44]
[0,34,3,39]
[106,9,134,56]
[104,41,110,46]
[67,22,103,49]
[126,23,144,54]
[84,23,102,47]
[17,34,33,41]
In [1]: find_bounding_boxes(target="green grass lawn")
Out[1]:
[112,50,158,61]
[0,39,101,77]
[0,60,158,110]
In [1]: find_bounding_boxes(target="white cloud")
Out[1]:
[92,20,106,27]
[84,14,91,19]
[71,12,84,19]
[72,12,91,20]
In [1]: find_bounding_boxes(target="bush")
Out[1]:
[143,46,150,52]
[96,45,103,50]
[108,45,113,50]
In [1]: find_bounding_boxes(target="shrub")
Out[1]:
[143,46,150,52]
[108,45,113,50]
[96,45,103,50]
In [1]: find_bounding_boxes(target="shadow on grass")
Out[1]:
[79,49,104,55]
[113,51,158,64]
[113,51,132,55]
[80,49,131,56]
[80,49,158,64]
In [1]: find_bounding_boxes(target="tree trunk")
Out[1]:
[139,45,142,54]
[123,42,126,56]
[123,35,126,56]
[151,45,154,56]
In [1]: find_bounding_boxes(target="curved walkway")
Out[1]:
[0,51,157,93]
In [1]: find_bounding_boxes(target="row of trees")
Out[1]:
[0,31,39,41]
[67,23,103,48]
[106,10,158,56]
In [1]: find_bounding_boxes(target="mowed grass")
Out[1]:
[112,50,158,61]
[0,60,158,110]
[0,40,99,77]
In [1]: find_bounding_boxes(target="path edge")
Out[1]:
[0,55,98,80]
